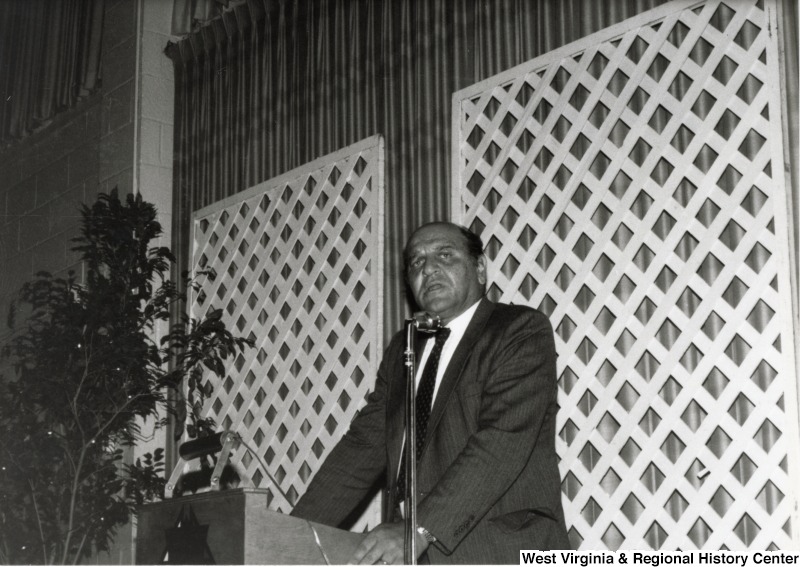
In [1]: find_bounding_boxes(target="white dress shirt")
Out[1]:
[414,299,481,402]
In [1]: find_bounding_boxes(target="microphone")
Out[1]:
[411,311,441,333]
[179,431,227,460]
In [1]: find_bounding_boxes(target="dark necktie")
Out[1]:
[396,327,451,500]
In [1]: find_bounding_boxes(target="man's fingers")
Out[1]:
[357,535,394,565]
[349,536,377,564]
[349,523,406,564]
[358,545,383,565]
[351,533,389,564]
[384,548,404,564]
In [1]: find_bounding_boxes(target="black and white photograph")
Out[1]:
[0,0,798,564]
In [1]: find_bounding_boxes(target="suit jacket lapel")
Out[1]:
[423,298,496,452]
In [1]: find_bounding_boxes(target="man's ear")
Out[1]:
[476,254,487,285]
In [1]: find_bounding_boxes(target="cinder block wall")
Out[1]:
[0,0,138,340]
[0,98,100,325]
[0,0,174,562]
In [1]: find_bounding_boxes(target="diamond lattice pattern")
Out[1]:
[190,138,383,519]
[454,0,795,550]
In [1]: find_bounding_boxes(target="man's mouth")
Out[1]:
[424,281,445,294]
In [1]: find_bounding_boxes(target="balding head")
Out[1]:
[403,222,487,324]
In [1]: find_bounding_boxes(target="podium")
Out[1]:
[136,488,365,564]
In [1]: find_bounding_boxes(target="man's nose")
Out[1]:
[422,257,440,274]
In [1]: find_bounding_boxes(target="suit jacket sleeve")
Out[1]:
[290,334,402,526]
[417,308,558,553]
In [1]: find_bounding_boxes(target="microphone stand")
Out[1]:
[403,317,418,565]
[403,312,440,565]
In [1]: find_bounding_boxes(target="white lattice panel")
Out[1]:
[453,0,798,550]
[189,136,384,523]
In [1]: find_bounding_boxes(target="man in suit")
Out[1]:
[291,222,570,563]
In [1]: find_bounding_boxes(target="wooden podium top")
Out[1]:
[136,488,365,564]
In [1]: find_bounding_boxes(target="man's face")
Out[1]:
[405,224,486,325]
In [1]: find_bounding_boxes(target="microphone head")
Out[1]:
[412,311,441,333]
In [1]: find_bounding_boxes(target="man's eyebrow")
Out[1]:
[405,240,458,260]
[429,242,458,253]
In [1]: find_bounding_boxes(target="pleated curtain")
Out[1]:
[167,0,797,342]
[0,0,104,145]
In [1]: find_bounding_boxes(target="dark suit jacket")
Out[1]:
[292,298,570,563]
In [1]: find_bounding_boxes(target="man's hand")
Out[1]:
[349,521,429,564]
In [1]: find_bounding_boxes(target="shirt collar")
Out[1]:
[443,298,481,336]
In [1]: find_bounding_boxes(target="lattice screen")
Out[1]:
[187,136,384,525]
[452,0,798,550]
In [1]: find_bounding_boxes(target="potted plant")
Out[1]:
[0,190,250,564]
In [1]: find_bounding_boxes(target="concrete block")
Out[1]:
[103,82,135,136]
[50,184,86,235]
[142,30,175,79]
[3,252,33,297]
[0,296,14,335]
[85,99,103,139]
[6,177,37,218]
[47,119,87,164]
[103,0,137,51]
[69,140,101,188]
[0,218,20,256]
[141,74,174,124]
[36,157,70,207]
[101,167,134,196]
[104,36,137,93]
[19,206,52,250]
[31,236,69,276]
[161,122,174,164]
[140,119,162,166]
[139,164,172,196]
[99,123,134,182]
[54,260,84,283]
[143,0,174,34]
[0,153,23,190]
[82,175,102,204]
[19,146,45,181]
[139,164,173,244]
[0,143,22,169]
[63,243,85,273]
